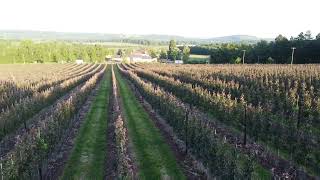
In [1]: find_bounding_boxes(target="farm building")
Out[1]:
[113,55,123,62]
[159,59,183,64]
[174,60,183,64]
[75,59,84,64]
[105,55,112,62]
[129,51,157,63]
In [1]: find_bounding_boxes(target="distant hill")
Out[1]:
[206,35,272,43]
[0,30,272,44]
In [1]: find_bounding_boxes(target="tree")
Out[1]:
[20,40,33,63]
[117,49,124,57]
[51,49,61,63]
[274,34,290,63]
[182,46,190,63]
[149,49,158,58]
[255,40,270,63]
[169,39,176,52]
[275,34,288,42]
[296,32,306,41]
[159,50,167,59]
[305,30,313,40]
[233,57,242,64]
[267,57,275,64]
[316,33,320,40]
[81,51,89,61]
[87,46,97,63]
[168,39,180,61]
[169,49,179,61]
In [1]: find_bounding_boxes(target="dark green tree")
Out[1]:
[296,32,306,41]
[182,46,190,63]
[168,40,180,60]
[159,50,168,59]
[305,30,313,40]
[117,49,124,57]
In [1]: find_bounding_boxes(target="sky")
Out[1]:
[0,0,319,38]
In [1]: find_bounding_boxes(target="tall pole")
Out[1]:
[242,50,246,64]
[291,47,296,65]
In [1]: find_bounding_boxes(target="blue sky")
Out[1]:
[1,0,319,38]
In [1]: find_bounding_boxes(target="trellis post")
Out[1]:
[0,157,3,180]
[185,110,189,155]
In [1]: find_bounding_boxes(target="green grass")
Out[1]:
[61,66,112,180]
[252,162,272,179]
[115,66,185,180]
[187,54,210,64]
[0,55,20,64]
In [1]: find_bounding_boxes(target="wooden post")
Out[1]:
[243,105,247,146]
[291,47,296,65]
[38,165,42,180]
[10,155,13,166]
[297,97,302,129]
[242,50,246,64]
[24,118,27,130]
[185,110,189,155]
[0,157,3,180]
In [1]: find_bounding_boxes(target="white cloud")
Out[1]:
[0,0,319,38]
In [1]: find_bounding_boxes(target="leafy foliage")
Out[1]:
[0,65,106,179]
[130,63,320,176]
[190,31,320,64]
[118,64,255,178]
[0,40,114,64]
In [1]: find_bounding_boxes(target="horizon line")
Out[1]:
[0,28,277,40]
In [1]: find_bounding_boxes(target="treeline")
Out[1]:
[191,31,320,64]
[110,38,199,46]
[110,39,167,46]
[0,40,114,63]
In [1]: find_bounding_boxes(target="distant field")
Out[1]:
[0,57,15,64]
[95,42,167,49]
[188,54,210,64]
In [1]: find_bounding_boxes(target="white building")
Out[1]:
[174,60,183,64]
[129,51,157,63]
[113,55,123,62]
[75,59,84,64]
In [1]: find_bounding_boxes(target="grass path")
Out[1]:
[61,66,112,179]
[115,66,185,179]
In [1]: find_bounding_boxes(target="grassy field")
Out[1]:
[115,67,185,179]
[187,54,210,64]
[61,66,112,179]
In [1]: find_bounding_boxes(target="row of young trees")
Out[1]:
[190,31,320,64]
[118,64,255,179]
[0,65,106,179]
[0,64,97,112]
[146,64,320,130]
[0,40,114,63]
[129,64,320,176]
[0,64,103,141]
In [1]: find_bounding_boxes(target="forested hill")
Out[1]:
[0,30,269,44]
[190,33,320,64]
